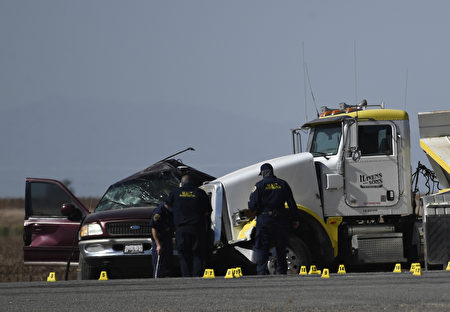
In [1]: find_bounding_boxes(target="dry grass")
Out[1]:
[0,198,99,283]
[0,235,78,282]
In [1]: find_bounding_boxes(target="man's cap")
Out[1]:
[259,163,273,175]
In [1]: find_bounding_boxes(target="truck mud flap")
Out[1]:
[425,215,450,266]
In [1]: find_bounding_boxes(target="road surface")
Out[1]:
[1,270,450,311]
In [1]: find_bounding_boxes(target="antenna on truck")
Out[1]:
[161,147,195,161]
[302,43,319,118]
[302,42,308,122]
[305,63,319,118]
[403,68,409,110]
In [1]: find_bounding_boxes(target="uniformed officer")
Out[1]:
[165,175,212,277]
[248,163,299,275]
[150,202,174,278]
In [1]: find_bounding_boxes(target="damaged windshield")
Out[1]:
[308,123,342,156]
[95,171,180,212]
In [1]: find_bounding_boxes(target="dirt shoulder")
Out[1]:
[0,198,99,282]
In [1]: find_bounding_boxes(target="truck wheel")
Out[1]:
[267,236,311,275]
[78,254,98,280]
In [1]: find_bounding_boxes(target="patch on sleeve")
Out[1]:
[153,213,160,222]
[251,186,257,193]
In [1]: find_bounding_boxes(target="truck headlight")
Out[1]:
[80,223,103,238]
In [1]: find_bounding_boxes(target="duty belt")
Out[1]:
[259,210,279,217]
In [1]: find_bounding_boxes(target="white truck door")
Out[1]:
[344,121,400,207]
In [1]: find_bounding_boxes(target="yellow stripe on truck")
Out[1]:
[296,205,341,258]
[420,139,450,174]
[320,109,409,121]
[236,205,341,258]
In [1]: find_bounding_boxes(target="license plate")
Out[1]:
[124,244,143,254]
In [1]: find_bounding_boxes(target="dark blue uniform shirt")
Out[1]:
[150,203,174,242]
[165,182,212,277]
[165,183,212,229]
[248,175,298,222]
[248,174,298,274]
[150,203,174,278]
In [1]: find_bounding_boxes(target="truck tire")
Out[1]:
[78,254,98,280]
[267,236,312,275]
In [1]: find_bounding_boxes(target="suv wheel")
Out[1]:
[78,254,99,280]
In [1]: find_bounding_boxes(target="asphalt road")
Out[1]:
[1,270,450,312]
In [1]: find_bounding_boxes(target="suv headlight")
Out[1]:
[80,223,103,238]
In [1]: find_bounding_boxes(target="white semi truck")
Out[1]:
[24,102,449,278]
[202,102,450,273]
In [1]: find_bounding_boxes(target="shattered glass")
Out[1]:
[95,171,180,212]
[93,159,215,212]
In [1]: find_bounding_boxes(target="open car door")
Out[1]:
[23,178,90,265]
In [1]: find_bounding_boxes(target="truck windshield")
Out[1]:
[309,124,342,156]
[95,171,180,212]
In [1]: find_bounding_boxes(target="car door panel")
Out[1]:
[24,178,89,265]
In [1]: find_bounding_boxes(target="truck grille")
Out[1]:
[106,221,151,236]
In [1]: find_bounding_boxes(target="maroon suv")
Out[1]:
[24,159,214,279]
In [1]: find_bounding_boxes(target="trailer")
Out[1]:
[419,110,450,269]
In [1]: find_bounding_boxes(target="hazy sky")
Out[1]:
[1,1,449,197]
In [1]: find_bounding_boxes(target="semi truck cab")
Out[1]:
[300,101,412,218]
[203,100,420,273]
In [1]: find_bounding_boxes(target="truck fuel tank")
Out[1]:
[343,224,395,236]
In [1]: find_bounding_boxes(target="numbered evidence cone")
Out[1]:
[410,263,420,272]
[299,266,308,275]
[446,262,450,271]
[202,269,215,279]
[47,272,56,282]
[321,268,330,279]
[98,271,108,280]
[413,265,422,276]
[224,268,235,279]
[234,267,243,278]
[337,264,346,274]
[308,265,318,275]
[393,263,402,273]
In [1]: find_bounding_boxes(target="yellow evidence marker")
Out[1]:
[203,269,215,279]
[234,267,243,278]
[47,272,56,282]
[299,266,308,275]
[413,265,422,276]
[321,268,330,279]
[308,265,318,275]
[224,268,235,279]
[410,263,420,272]
[98,271,108,280]
[393,263,402,273]
[446,261,450,271]
[337,264,346,274]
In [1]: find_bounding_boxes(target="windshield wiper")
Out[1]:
[99,199,129,210]
[311,152,330,160]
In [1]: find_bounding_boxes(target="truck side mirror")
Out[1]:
[291,128,304,154]
[345,118,360,162]
[61,203,82,221]
[348,119,358,152]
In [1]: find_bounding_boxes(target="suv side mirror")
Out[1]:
[61,203,82,221]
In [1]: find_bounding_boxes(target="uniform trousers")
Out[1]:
[176,226,206,277]
[255,216,289,275]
